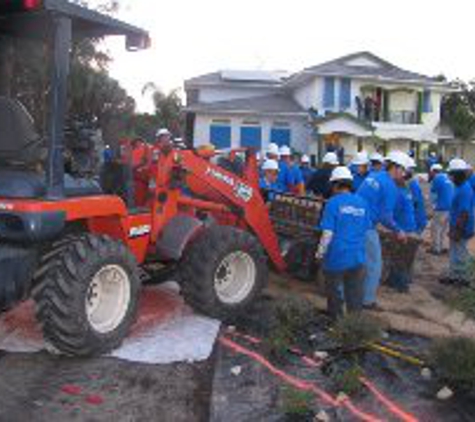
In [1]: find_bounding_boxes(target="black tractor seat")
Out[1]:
[0,169,102,199]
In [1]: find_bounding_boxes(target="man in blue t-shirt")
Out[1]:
[350,151,370,191]
[356,150,409,308]
[300,155,314,186]
[405,157,428,234]
[441,159,475,285]
[259,159,283,201]
[278,146,305,194]
[387,175,418,293]
[316,166,370,320]
[307,152,339,199]
[429,164,454,254]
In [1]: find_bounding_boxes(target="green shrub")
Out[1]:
[430,337,475,390]
[262,326,293,363]
[332,313,383,349]
[332,363,364,396]
[274,295,319,333]
[280,386,314,416]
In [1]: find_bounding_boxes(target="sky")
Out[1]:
[105,0,474,112]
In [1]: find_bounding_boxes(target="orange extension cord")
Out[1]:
[221,329,419,422]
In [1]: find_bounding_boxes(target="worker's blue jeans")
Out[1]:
[449,238,472,280]
[363,229,382,305]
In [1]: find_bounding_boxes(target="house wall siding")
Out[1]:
[198,86,278,104]
[193,114,311,153]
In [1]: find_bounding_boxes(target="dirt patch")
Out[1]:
[0,351,214,422]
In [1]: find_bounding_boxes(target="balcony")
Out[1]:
[355,96,421,125]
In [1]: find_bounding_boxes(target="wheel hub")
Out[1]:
[86,265,131,334]
[214,251,256,305]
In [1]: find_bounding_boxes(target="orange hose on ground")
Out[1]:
[224,329,420,422]
[220,336,382,422]
[359,377,419,422]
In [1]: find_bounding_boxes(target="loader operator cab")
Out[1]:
[0,0,149,199]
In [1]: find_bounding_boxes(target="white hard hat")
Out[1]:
[385,151,410,169]
[406,157,416,169]
[448,158,469,172]
[430,163,443,172]
[157,128,171,137]
[330,166,354,183]
[352,151,369,166]
[262,159,279,172]
[266,143,280,156]
[322,152,339,165]
[279,145,291,156]
[301,154,310,164]
[369,152,384,163]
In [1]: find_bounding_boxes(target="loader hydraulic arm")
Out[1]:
[177,150,286,272]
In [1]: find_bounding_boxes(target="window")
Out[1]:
[339,78,352,110]
[323,77,335,109]
[240,124,262,149]
[422,90,432,113]
[270,127,291,147]
[210,120,231,149]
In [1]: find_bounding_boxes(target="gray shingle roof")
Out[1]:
[294,51,440,84]
[186,94,305,115]
[185,71,286,87]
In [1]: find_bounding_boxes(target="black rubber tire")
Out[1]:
[180,225,268,320]
[32,234,141,356]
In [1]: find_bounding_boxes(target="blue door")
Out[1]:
[270,128,291,147]
[210,125,231,149]
[240,126,262,149]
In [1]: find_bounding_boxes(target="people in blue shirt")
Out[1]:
[278,146,304,194]
[369,152,385,173]
[404,158,428,234]
[307,152,339,199]
[300,155,314,186]
[259,159,283,201]
[430,164,454,255]
[316,166,370,320]
[356,151,409,308]
[387,175,419,293]
[350,151,370,191]
[441,159,475,285]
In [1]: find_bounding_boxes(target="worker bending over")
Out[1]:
[356,151,409,309]
[316,166,370,320]
[441,159,475,285]
[429,164,454,255]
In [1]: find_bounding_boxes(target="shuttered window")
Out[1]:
[422,90,432,113]
[210,123,231,149]
[339,78,352,110]
[323,77,335,109]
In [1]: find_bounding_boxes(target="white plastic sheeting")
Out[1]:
[0,283,220,364]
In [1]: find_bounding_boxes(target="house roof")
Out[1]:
[287,51,447,87]
[186,94,306,116]
[185,70,289,88]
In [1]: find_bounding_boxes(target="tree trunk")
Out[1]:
[0,40,14,97]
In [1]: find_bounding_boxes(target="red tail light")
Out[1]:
[23,0,42,9]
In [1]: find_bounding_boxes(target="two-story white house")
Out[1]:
[184,52,453,162]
